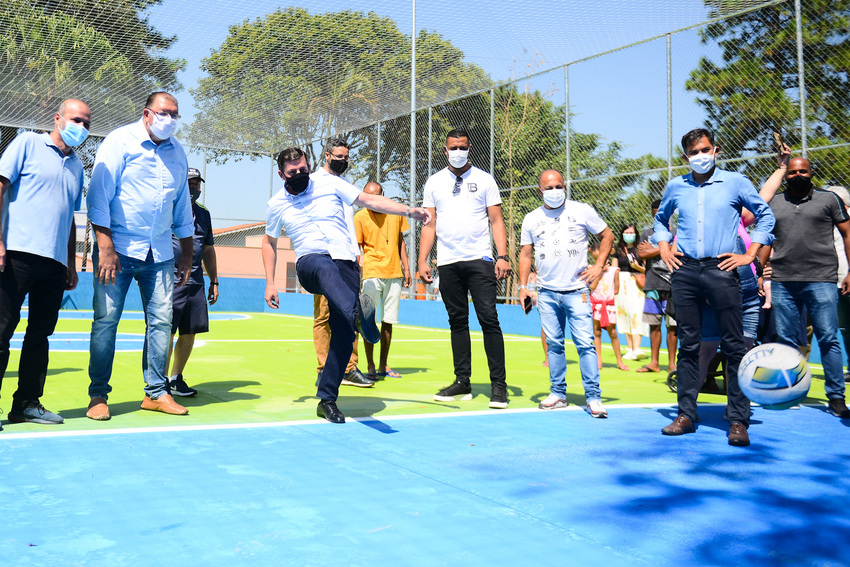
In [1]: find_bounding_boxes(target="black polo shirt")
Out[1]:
[770,187,849,283]
[172,202,215,286]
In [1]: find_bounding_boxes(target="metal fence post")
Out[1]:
[564,64,571,200]
[667,33,673,181]
[376,121,382,183]
[202,146,208,205]
[490,87,495,177]
[408,0,418,300]
[428,106,433,176]
[795,0,807,158]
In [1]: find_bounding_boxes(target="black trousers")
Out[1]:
[438,259,506,385]
[296,254,360,402]
[670,257,749,425]
[0,251,67,409]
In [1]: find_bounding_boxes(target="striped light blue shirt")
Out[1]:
[653,168,775,258]
[87,119,194,262]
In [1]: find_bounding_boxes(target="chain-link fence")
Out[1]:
[6,0,848,299]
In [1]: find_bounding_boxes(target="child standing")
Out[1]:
[589,244,629,371]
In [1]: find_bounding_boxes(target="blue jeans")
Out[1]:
[771,281,845,399]
[538,288,601,401]
[88,249,174,400]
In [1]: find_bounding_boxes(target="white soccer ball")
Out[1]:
[738,343,812,409]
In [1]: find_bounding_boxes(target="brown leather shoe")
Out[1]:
[141,393,188,415]
[86,397,111,421]
[661,414,696,435]
[728,422,750,447]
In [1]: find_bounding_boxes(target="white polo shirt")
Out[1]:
[265,170,361,261]
[520,200,607,291]
[422,165,501,266]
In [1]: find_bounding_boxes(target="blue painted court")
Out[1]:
[2,405,848,566]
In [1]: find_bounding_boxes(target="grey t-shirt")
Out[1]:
[770,187,849,282]
[640,226,675,292]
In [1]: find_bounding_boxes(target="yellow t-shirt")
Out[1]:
[354,209,410,279]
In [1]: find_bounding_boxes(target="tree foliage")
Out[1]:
[686,0,849,184]
[0,0,184,150]
[187,7,490,161]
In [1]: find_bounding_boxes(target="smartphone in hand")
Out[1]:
[523,295,533,314]
[773,131,784,152]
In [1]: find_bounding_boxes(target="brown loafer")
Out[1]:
[141,393,188,415]
[728,422,750,447]
[661,414,696,435]
[86,397,111,421]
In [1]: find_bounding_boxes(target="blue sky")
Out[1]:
[143,0,731,226]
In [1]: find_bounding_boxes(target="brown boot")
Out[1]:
[728,422,750,447]
[86,397,111,421]
[141,393,188,415]
[661,414,695,435]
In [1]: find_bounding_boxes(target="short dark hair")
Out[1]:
[651,199,662,210]
[446,128,470,143]
[145,91,178,109]
[277,147,306,171]
[324,137,350,154]
[681,128,714,153]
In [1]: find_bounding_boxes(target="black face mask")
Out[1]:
[329,158,348,175]
[190,188,201,203]
[285,171,310,194]
[787,175,813,194]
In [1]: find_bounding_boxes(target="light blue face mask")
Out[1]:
[59,116,89,147]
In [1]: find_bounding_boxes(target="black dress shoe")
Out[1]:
[728,421,750,447]
[661,414,696,435]
[317,400,345,423]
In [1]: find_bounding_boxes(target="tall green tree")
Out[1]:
[686,0,849,184]
[0,0,185,150]
[187,8,490,163]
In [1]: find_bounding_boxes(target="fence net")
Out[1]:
[2,0,847,298]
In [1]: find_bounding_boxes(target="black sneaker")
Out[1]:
[8,401,64,424]
[355,293,380,344]
[844,371,850,384]
[489,382,508,409]
[828,397,850,418]
[434,380,473,402]
[170,374,198,397]
[341,368,375,388]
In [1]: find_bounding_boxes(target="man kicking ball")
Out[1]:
[262,147,431,423]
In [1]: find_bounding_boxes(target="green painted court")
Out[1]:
[0,309,834,431]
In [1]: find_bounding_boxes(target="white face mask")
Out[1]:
[542,188,566,209]
[149,112,178,140]
[689,150,716,175]
[447,149,468,168]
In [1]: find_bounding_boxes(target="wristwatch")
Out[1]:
[497,255,510,262]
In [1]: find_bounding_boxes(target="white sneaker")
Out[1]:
[586,399,608,418]
[622,350,638,360]
[538,393,568,410]
[633,349,647,360]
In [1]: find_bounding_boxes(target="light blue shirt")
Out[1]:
[265,171,361,261]
[87,119,194,262]
[0,132,84,267]
[653,168,775,258]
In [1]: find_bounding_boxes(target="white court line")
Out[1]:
[0,403,687,441]
[4,401,831,442]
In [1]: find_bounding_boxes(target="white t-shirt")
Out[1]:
[520,200,608,291]
[422,165,501,266]
[265,170,361,261]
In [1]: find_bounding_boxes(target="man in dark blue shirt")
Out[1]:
[166,168,218,397]
[654,128,775,447]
